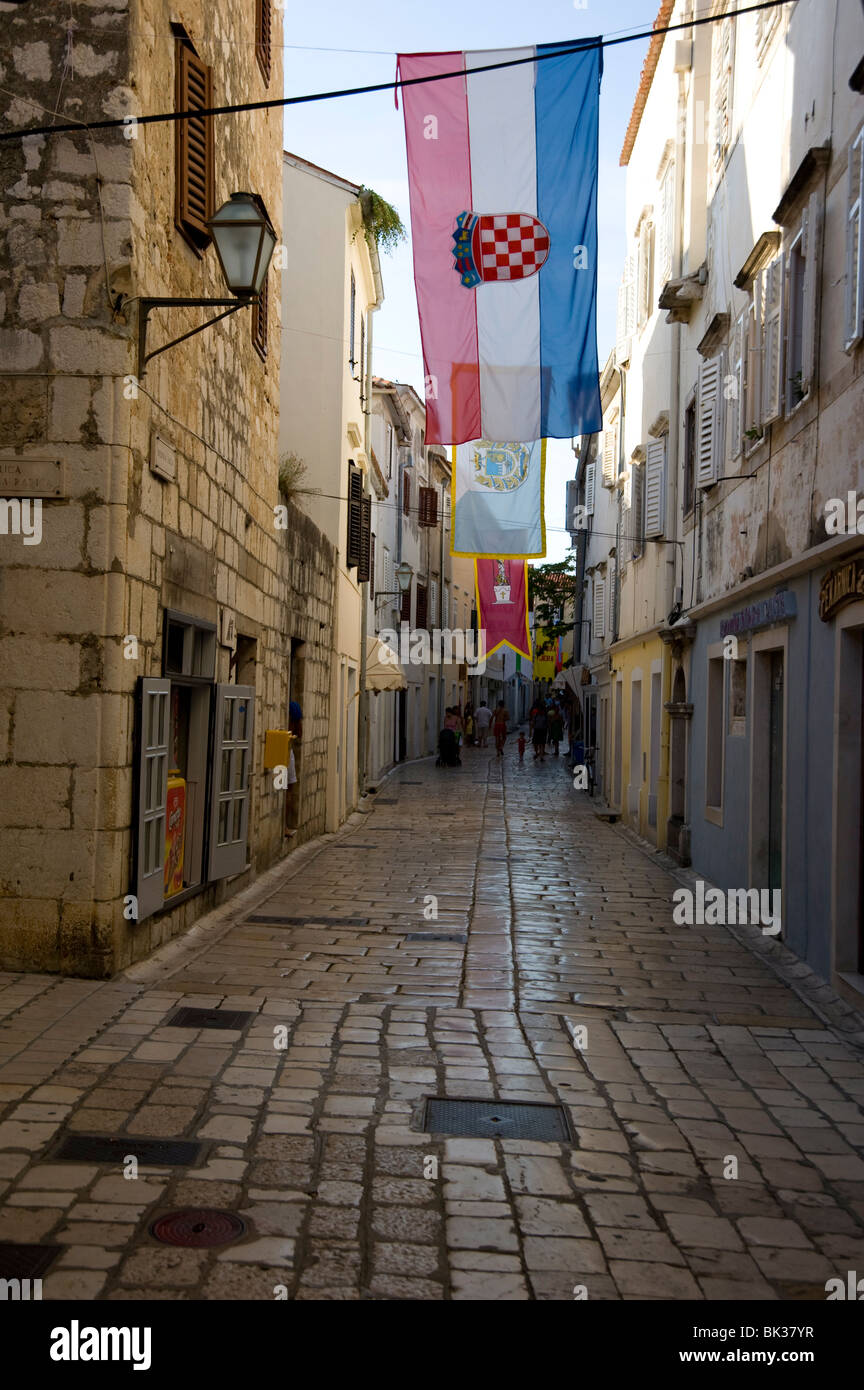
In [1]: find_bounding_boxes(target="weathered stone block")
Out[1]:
[0,327,43,371]
[0,766,71,829]
[18,282,61,321]
[12,690,125,765]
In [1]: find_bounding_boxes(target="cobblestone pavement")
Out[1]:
[2,740,864,1300]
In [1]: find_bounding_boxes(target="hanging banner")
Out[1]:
[398,40,603,446]
[475,558,532,660]
[533,629,557,680]
[451,438,545,558]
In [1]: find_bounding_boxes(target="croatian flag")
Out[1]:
[399,41,603,446]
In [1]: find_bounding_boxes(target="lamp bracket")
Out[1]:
[137,296,255,377]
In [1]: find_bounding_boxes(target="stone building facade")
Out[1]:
[0,0,334,976]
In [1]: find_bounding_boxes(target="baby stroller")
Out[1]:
[436,727,461,767]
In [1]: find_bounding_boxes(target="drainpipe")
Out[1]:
[437,473,445,733]
[357,231,383,800]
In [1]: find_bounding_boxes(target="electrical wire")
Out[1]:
[0,1,794,142]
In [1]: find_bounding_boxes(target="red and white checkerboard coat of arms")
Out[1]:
[452,212,551,288]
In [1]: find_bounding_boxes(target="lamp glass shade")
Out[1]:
[395,562,413,593]
[208,193,276,297]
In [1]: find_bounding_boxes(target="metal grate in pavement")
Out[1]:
[423,1097,572,1142]
[404,933,466,943]
[246,915,369,927]
[0,1243,61,1282]
[165,1007,254,1031]
[52,1135,204,1166]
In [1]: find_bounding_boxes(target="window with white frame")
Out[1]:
[656,148,675,288]
[616,253,636,364]
[728,310,747,462]
[593,573,606,641]
[636,213,654,331]
[608,557,616,636]
[712,16,734,174]
[845,126,864,352]
[584,459,596,516]
[601,416,618,487]
[697,353,724,489]
[629,461,645,560]
[644,437,666,538]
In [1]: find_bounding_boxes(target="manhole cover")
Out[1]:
[404,933,466,943]
[423,1098,572,1142]
[0,1243,61,1281]
[150,1208,246,1248]
[165,1008,254,1030]
[246,915,369,927]
[52,1135,204,1166]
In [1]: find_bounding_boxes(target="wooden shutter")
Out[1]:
[746,273,764,437]
[602,425,617,486]
[584,460,596,516]
[657,164,674,286]
[729,311,745,459]
[845,127,864,352]
[800,190,822,396]
[644,439,665,538]
[135,677,170,923]
[762,253,784,423]
[402,471,411,516]
[593,575,606,640]
[357,494,372,583]
[256,0,272,84]
[346,465,363,568]
[638,222,653,327]
[416,583,428,630]
[713,18,733,167]
[697,356,721,488]
[418,485,438,527]
[208,685,255,881]
[369,534,376,599]
[176,42,214,248]
[400,584,412,623]
[630,463,644,559]
[616,254,635,364]
[252,271,268,360]
[429,578,438,627]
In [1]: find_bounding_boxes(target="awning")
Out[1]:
[554,667,582,696]
[365,635,407,691]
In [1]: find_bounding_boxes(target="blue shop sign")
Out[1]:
[720,591,797,638]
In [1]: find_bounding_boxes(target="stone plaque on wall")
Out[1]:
[0,456,63,497]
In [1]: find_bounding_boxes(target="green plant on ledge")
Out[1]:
[357,187,406,255]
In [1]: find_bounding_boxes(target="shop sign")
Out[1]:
[720,590,796,638]
[819,556,864,622]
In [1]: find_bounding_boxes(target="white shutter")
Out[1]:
[584,460,596,516]
[443,583,450,628]
[800,190,822,396]
[746,272,764,437]
[697,356,722,488]
[602,425,617,486]
[644,439,665,538]
[713,18,733,167]
[430,578,438,627]
[593,575,606,640]
[845,127,864,352]
[208,684,255,881]
[135,677,170,922]
[762,253,784,423]
[608,558,616,634]
[616,254,635,363]
[729,312,745,459]
[657,165,674,286]
[638,222,653,326]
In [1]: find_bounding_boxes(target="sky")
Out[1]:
[281,0,658,563]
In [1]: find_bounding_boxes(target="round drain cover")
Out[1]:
[149,1208,246,1248]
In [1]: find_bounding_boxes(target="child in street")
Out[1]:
[518,731,526,761]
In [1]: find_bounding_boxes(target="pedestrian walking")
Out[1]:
[548,705,564,757]
[532,701,548,760]
[474,701,493,748]
[492,701,509,756]
[518,730,526,761]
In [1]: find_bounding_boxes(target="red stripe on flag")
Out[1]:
[399,52,480,446]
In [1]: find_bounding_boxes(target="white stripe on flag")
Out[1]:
[466,48,541,444]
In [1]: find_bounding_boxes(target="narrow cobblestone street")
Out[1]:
[2,740,864,1302]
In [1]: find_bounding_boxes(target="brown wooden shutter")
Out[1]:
[252,271,268,360]
[346,465,363,568]
[176,42,214,250]
[256,0,272,85]
[369,534,376,599]
[357,496,372,583]
[402,471,411,516]
[400,585,412,622]
[416,583,428,630]
[418,485,438,527]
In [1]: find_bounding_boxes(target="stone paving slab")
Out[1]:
[0,743,863,1299]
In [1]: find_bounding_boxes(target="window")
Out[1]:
[616,253,636,364]
[255,0,272,84]
[706,652,725,815]
[370,533,376,600]
[443,583,450,628]
[418,485,438,527]
[683,397,696,516]
[386,424,394,478]
[697,355,723,489]
[629,462,644,560]
[400,583,412,623]
[712,17,734,173]
[637,218,654,330]
[644,438,665,538]
[728,311,746,461]
[416,582,428,630]
[755,6,780,62]
[760,253,784,422]
[402,470,411,517]
[845,126,864,351]
[584,460,596,515]
[429,578,438,627]
[786,231,807,409]
[657,155,674,288]
[349,270,356,369]
[601,420,618,486]
[346,463,371,579]
[175,35,214,253]
[593,574,606,641]
[359,314,366,396]
[252,270,268,360]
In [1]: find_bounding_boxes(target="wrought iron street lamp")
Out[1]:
[375,560,414,609]
[136,192,277,376]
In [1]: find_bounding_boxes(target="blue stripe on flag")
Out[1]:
[535,41,603,439]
